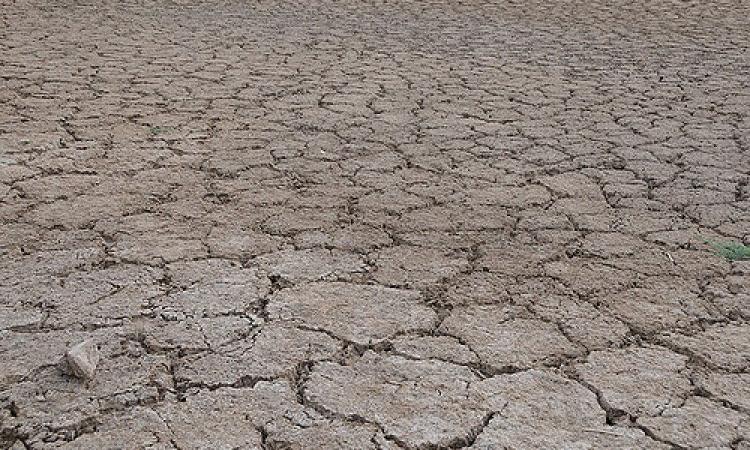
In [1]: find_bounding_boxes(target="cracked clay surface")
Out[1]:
[1,0,750,448]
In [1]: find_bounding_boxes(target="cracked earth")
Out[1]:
[1,0,749,448]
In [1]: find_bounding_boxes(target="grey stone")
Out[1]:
[65,339,99,380]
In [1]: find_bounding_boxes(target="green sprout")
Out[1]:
[149,126,172,135]
[706,240,750,261]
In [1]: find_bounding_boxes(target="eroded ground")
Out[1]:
[1,0,749,448]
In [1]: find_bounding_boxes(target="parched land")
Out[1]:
[1,0,749,448]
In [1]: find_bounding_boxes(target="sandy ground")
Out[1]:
[1,0,749,448]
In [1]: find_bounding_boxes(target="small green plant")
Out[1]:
[707,240,750,261]
[149,126,172,135]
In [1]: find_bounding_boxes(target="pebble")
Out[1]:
[65,340,99,380]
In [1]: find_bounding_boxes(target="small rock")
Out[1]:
[65,340,100,380]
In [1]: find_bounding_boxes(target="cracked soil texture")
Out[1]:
[1,0,749,449]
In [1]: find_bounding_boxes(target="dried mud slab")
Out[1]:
[303,352,489,448]
[439,305,582,371]
[389,335,479,366]
[575,346,693,417]
[267,282,437,345]
[695,372,750,411]
[173,324,341,388]
[254,248,367,285]
[470,370,666,449]
[637,397,749,448]
[661,323,750,371]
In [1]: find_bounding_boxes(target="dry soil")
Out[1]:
[1,0,749,449]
